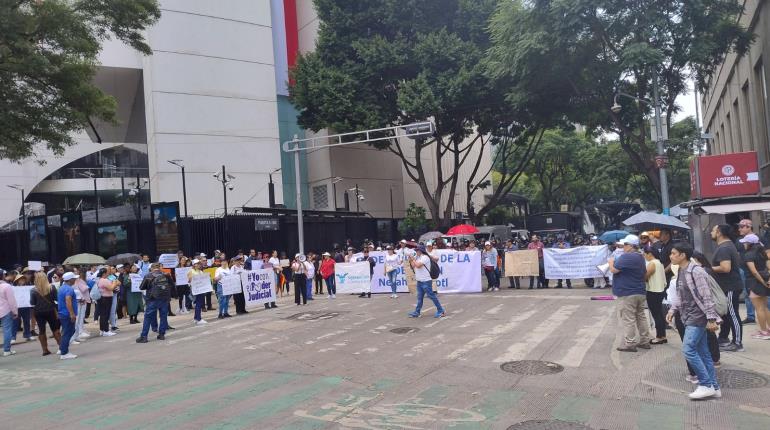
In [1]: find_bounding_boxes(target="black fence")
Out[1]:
[0,206,395,268]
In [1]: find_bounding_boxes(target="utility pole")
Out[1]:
[652,75,671,215]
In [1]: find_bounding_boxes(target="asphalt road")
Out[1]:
[1,287,769,430]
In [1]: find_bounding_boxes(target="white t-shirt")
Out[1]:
[385,253,401,270]
[414,255,432,282]
[230,265,243,275]
[268,257,280,270]
[305,261,315,278]
[215,267,229,282]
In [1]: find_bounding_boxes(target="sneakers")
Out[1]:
[408,312,419,318]
[616,345,637,352]
[331,294,336,299]
[742,318,755,324]
[135,337,148,343]
[100,331,117,337]
[79,331,91,339]
[720,343,744,352]
[71,340,81,345]
[750,331,770,340]
[685,375,699,384]
[713,388,722,398]
[636,342,651,350]
[434,311,446,318]
[2,350,16,357]
[688,385,716,400]
[195,319,208,326]
[60,353,78,360]
[328,295,333,299]
[56,349,61,355]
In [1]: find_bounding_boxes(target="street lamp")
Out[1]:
[167,159,188,218]
[79,171,99,224]
[213,165,235,252]
[348,185,365,214]
[268,167,281,208]
[611,75,671,215]
[7,185,25,230]
[331,177,343,210]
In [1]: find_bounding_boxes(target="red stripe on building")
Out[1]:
[283,0,299,72]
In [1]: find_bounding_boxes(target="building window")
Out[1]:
[742,83,754,153]
[756,60,769,154]
[312,184,328,209]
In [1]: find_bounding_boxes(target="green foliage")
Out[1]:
[398,203,430,238]
[0,0,160,161]
[483,205,510,226]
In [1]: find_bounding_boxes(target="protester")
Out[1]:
[667,242,722,400]
[95,268,118,337]
[136,263,172,343]
[305,253,316,300]
[643,246,667,344]
[313,252,324,296]
[739,234,770,339]
[736,219,755,325]
[482,241,499,291]
[11,272,33,344]
[124,265,144,324]
[57,272,79,360]
[108,265,121,332]
[320,252,337,299]
[609,235,651,352]
[292,254,308,306]
[554,238,572,289]
[356,249,375,298]
[188,259,208,325]
[527,235,547,289]
[710,224,744,352]
[504,239,521,289]
[70,267,91,341]
[232,256,249,315]
[1,270,19,356]
[408,246,445,318]
[384,246,401,298]
[30,272,62,356]
[215,259,232,319]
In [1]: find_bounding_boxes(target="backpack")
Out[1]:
[429,258,441,280]
[686,266,728,316]
[149,272,172,300]
[90,283,101,301]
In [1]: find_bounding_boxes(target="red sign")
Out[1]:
[690,151,760,199]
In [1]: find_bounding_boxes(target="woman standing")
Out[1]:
[292,254,308,306]
[175,257,191,314]
[320,252,337,299]
[30,273,61,356]
[125,265,144,324]
[12,273,33,344]
[71,267,91,340]
[384,245,401,298]
[739,234,770,339]
[188,259,208,325]
[215,260,231,319]
[643,247,668,344]
[96,269,118,337]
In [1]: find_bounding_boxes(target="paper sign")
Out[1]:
[28,261,42,271]
[240,269,276,307]
[130,274,145,293]
[13,286,33,308]
[280,259,290,268]
[220,274,243,296]
[504,250,540,277]
[158,254,179,269]
[543,245,610,279]
[190,273,213,295]
[334,262,372,294]
[174,267,191,286]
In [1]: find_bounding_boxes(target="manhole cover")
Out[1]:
[717,369,768,389]
[507,420,593,430]
[285,311,344,321]
[390,327,420,334]
[500,360,564,375]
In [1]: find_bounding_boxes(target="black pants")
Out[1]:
[556,279,572,288]
[85,302,92,319]
[314,276,323,294]
[646,291,667,338]
[98,297,112,332]
[718,290,743,345]
[177,285,190,309]
[529,260,548,288]
[233,292,246,314]
[294,274,307,305]
[508,276,520,288]
[205,292,213,310]
[675,314,720,375]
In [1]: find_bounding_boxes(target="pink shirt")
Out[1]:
[98,278,114,297]
[527,241,545,258]
[0,281,18,318]
[75,278,91,303]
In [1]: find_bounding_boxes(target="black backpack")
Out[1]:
[429,258,441,280]
[149,272,171,300]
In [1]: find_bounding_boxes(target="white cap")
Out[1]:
[739,233,761,244]
[484,241,491,246]
[192,259,201,265]
[115,264,124,269]
[62,272,79,281]
[620,234,640,246]
[400,239,407,244]
[199,253,206,257]
[590,235,598,240]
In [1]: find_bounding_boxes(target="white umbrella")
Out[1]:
[622,211,691,231]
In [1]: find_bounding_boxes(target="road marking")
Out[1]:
[485,304,504,314]
[425,308,463,327]
[450,390,525,430]
[492,305,580,363]
[447,308,538,360]
[555,305,614,367]
[458,317,483,328]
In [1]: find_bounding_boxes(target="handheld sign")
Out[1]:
[13,286,33,308]
[158,254,179,269]
[130,274,145,293]
[174,267,192,286]
[190,273,213,296]
[220,274,243,296]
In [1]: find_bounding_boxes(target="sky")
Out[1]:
[674,79,700,125]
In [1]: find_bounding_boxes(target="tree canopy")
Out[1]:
[0,0,160,161]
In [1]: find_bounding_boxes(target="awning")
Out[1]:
[700,201,770,214]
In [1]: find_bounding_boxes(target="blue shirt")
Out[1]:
[57,283,78,317]
[612,252,646,297]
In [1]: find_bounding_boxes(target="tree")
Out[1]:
[487,0,752,208]
[290,0,551,228]
[0,0,160,161]
[398,203,430,238]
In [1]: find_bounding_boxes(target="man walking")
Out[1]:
[136,264,171,343]
[408,246,445,318]
[710,224,744,352]
[57,272,80,360]
[609,235,651,352]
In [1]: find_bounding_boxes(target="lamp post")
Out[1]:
[7,185,25,230]
[268,167,281,208]
[167,160,188,217]
[79,171,98,224]
[348,185,365,214]
[213,165,235,250]
[611,76,671,215]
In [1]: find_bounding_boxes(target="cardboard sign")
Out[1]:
[504,250,540,277]
[158,254,179,269]
[190,273,213,295]
[174,267,192,286]
[130,274,144,293]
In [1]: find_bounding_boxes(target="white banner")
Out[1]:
[174,267,191,286]
[27,261,42,271]
[190,273,213,296]
[159,254,179,269]
[240,269,275,307]
[351,252,410,293]
[130,274,144,293]
[220,274,243,296]
[335,262,372,294]
[433,250,482,294]
[543,245,610,279]
[13,286,33,308]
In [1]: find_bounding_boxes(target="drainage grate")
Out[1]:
[500,360,564,375]
[717,369,768,389]
[507,420,593,430]
[390,327,420,334]
[285,311,344,321]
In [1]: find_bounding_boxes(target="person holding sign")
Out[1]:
[12,272,34,344]
[384,246,400,298]
[408,246,445,319]
[1,270,19,356]
[125,265,145,325]
[292,254,308,306]
[188,259,208,325]
[30,273,61,356]
[215,260,232,319]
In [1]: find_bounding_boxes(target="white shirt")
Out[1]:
[230,265,243,275]
[305,261,315,278]
[414,255,432,282]
[214,267,229,282]
[385,253,401,269]
[268,257,280,270]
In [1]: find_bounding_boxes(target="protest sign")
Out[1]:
[174,267,191,286]
[27,261,43,271]
[279,259,290,268]
[190,273,213,295]
[13,286,33,308]
[240,269,275,307]
[220,274,243,296]
[335,262,372,294]
[158,254,179,269]
[130,274,144,293]
[433,250,482,294]
[504,250,539,277]
[543,245,610,279]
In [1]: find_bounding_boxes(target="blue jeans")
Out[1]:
[110,294,118,328]
[387,270,398,294]
[306,279,313,299]
[484,268,498,289]
[414,281,444,315]
[325,275,336,295]
[194,294,204,321]
[13,307,31,339]
[141,300,168,337]
[683,325,720,389]
[216,284,230,316]
[59,315,75,356]
[2,312,14,352]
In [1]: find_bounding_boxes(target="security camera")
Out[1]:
[227,184,235,191]
[611,102,622,114]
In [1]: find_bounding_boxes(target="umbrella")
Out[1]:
[622,211,691,231]
[418,231,444,242]
[106,253,141,266]
[446,224,479,236]
[598,230,629,244]
[63,253,107,266]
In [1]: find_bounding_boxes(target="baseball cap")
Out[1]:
[620,234,640,246]
[640,231,650,237]
[115,264,124,269]
[484,241,491,246]
[62,272,79,281]
[400,239,407,244]
[192,259,201,265]
[739,233,761,244]
[322,252,331,257]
